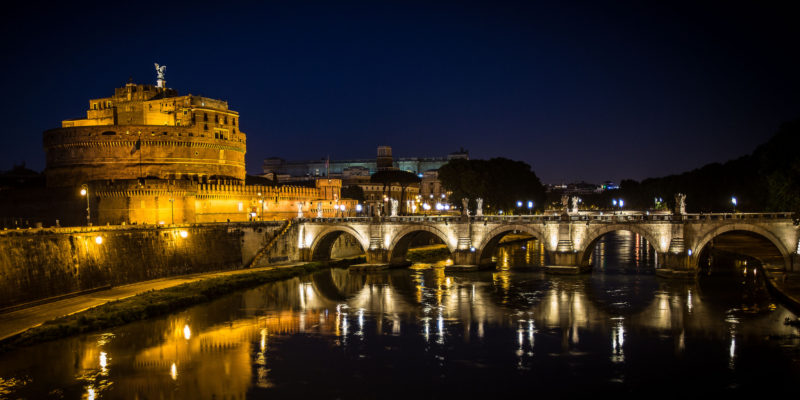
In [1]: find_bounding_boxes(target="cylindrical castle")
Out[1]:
[43,82,246,187]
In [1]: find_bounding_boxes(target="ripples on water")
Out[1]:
[1,232,798,398]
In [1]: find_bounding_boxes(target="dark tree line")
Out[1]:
[587,119,800,213]
[437,158,545,214]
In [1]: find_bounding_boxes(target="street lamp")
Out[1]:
[527,200,534,215]
[731,196,737,213]
[80,184,91,226]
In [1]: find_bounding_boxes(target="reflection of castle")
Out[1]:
[1,68,353,226]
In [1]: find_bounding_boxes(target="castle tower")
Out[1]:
[44,81,246,187]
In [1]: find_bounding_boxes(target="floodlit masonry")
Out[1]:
[1,66,355,227]
[45,83,246,187]
[296,212,800,274]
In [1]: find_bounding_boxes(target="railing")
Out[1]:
[296,211,795,224]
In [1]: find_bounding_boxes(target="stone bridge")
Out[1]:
[296,212,799,274]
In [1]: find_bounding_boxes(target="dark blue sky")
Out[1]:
[1,1,798,183]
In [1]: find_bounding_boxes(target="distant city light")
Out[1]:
[527,201,533,209]
[95,236,103,244]
[517,201,523,207]
[731,197,737,206]
[356,204,363,212]
[179,230,188,238]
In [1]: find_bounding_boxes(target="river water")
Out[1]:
[1,232,799,398]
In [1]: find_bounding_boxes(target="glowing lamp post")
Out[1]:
[80,184,91,226]
[527,200,534,215]
[258,192,265,221]
[516,201,522,215]
[731,196,737,213]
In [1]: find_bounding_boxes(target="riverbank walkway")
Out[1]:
[0,262,304,342]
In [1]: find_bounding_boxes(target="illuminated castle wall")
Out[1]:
[19,76,355,226]
[45,83,246,187]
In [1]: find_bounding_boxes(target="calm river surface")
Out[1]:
[1,232,799,398]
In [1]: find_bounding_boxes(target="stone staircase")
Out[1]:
[246,220,293,268]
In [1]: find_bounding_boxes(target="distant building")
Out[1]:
[546,181,603,196]
[264,146,468,214]
[263,147,468,181]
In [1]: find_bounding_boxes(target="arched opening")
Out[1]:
[389,230,452,267]
[581,230,658,273]
[477,229,544,269]
[696,230,787,275]
[695,230,786,311]
[310,230,365,261]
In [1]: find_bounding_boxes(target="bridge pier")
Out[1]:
[544,250,589,274]
[299,248,312,262]
[449,249,480,270]
[655,252,696,279]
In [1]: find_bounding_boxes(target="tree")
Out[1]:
[370,170,421,215]
[438,158,545,214]
[341,185,365,202]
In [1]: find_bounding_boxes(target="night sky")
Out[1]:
[1,1,798,184]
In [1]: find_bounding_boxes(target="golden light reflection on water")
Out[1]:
[1,235,797,399]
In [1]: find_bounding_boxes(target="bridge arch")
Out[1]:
[578,224,663,267]
[691,223,792,270]
[387,225,455,265]
[475,224,546,266]
[309,226,368,261]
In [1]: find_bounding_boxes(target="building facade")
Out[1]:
[2,70,355,227]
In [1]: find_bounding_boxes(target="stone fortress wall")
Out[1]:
[2,76,358,227]
[0,222,364,309]
[44,125,246,187]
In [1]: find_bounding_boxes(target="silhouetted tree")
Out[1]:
[438,158,545,214]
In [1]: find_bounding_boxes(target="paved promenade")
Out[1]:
[0,263,303,342]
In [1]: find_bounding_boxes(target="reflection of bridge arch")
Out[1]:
[475,224,546,266]
[579,225,661,266]
[311,268,367,302]
[388,225,454,265]
[692,223,791,270]
[309,227,367,261]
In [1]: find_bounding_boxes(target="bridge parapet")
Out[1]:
[293,211,798,274]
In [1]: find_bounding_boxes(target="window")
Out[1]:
[214,115,218,123]
[204,124,208,130]
[203,113,208,122]
[233,118,236,126]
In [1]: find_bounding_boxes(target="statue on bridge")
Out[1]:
[561,195,569,214]
[462,198,470,216]
[476,198,483,216]
[316,202,323,218]
[297,202,303,218]
[570,196,579,214]
[390,199,399,217]
[674,193,686,215]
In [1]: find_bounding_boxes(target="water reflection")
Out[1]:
[1,234,798,397]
